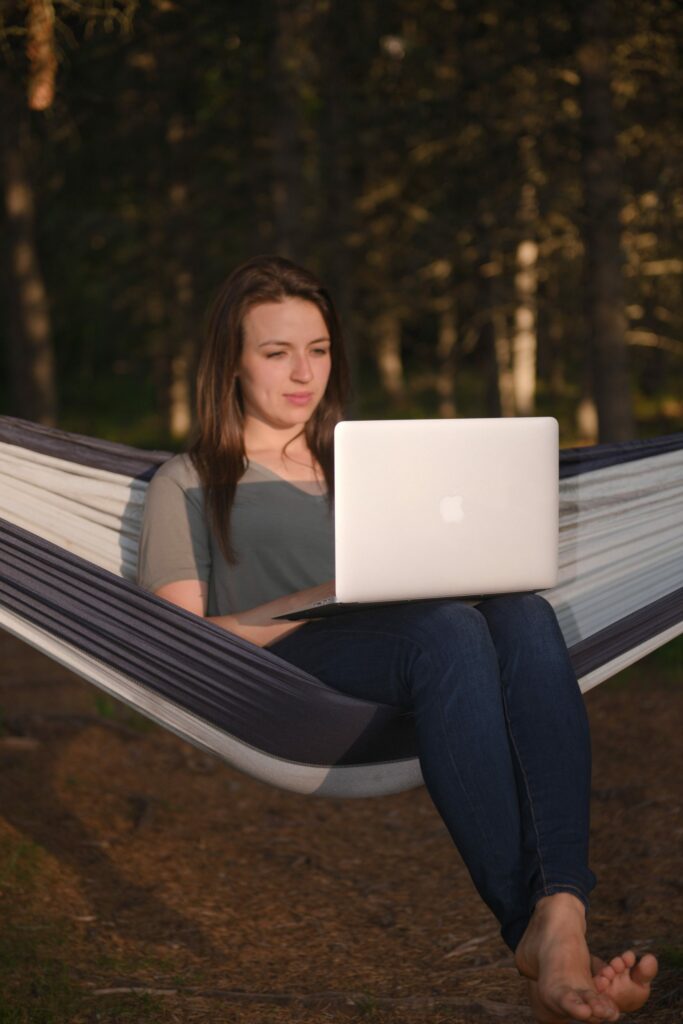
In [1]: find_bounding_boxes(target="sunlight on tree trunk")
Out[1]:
[3,114,57,424]
[165,113,197,441]
[168,269,194,440]
[375,309,405,399]
[576,395,599,443]
[26,0,57,111]
[512,197,538,416]
[169,351,192,439]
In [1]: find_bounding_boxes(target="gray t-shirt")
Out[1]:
[137,454,334,615]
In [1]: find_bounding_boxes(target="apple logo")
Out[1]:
[440,494,465,523]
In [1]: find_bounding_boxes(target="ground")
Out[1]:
[0,630,681,1024]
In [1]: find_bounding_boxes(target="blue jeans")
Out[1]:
[269,593,596,950]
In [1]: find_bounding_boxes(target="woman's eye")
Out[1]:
[313,348,330,356]
[266,351,285,359]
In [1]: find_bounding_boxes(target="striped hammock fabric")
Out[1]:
[0,416,681,798]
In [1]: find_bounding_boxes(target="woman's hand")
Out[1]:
[154,577,335,648]
[209,580,335,647]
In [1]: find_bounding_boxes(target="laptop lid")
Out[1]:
[334,417,559,602]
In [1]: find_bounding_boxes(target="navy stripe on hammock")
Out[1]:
[1,517,681,770]
[0,517,417,768]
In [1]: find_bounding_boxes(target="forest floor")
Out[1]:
[0,631,681,1024]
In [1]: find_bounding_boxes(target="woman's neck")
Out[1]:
[242,418,309,462]
[242,423,321,483]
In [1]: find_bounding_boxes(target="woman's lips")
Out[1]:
[284,392,313,405]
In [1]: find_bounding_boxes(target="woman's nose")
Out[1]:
[291,354,313,381]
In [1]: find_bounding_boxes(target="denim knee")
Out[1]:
[393,600,505,703]
[478,592,561,644]
[399,599,492,653]
[477,592,578,698]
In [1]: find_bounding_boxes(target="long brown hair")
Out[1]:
[189,254,350,564]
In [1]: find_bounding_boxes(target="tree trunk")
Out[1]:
[26,0,57,111]
[512,235,538,416]
[269,0,306,260]
[538,273,567,402]
[374,308,405,400]
[435,296,457,418]
[577,0,635,441]
[164,114,197,441]
[166,268,194,441]
[494,310,515,418]
[3,107,57,424]
[512,150,539,417]
[480,250,514,418]
[477,244,505,418]
[316,0,360,407]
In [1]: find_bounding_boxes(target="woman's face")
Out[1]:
[238,298,332,432]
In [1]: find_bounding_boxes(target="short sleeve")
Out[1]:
[137,468,212,593]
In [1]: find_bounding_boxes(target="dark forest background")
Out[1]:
[2,0,682,450]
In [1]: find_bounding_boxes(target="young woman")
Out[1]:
[138,254,657,1024]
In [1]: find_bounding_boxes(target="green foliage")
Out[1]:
[0,923,169,1023]
[659,945,683,970]
[0,827,168,1023]
[649,633,683,674]
[0,835,44,890]
[0,931,77,1024]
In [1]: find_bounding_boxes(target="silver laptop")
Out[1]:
[276,417,559,619]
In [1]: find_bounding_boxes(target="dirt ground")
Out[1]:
[0,630,681,1024]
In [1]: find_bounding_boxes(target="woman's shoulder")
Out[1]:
[150,453,201,491]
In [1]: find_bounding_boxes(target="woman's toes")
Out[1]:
[594,973,611,993]
[581,990,618,1020]
[632,952,658,985]
[599,964,616,981]
[621,949,636,969]
[561,992,594,1020]
[608,955,626,974]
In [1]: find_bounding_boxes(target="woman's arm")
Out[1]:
[153,579,335,648]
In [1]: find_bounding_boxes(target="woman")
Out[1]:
[138,254,657,1024]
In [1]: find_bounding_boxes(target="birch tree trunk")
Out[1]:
[577,0,635,442]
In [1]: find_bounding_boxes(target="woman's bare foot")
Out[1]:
[515,893,619,1023]
[591,950,658,1014]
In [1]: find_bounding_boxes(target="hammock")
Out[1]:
[0,415,681,798]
